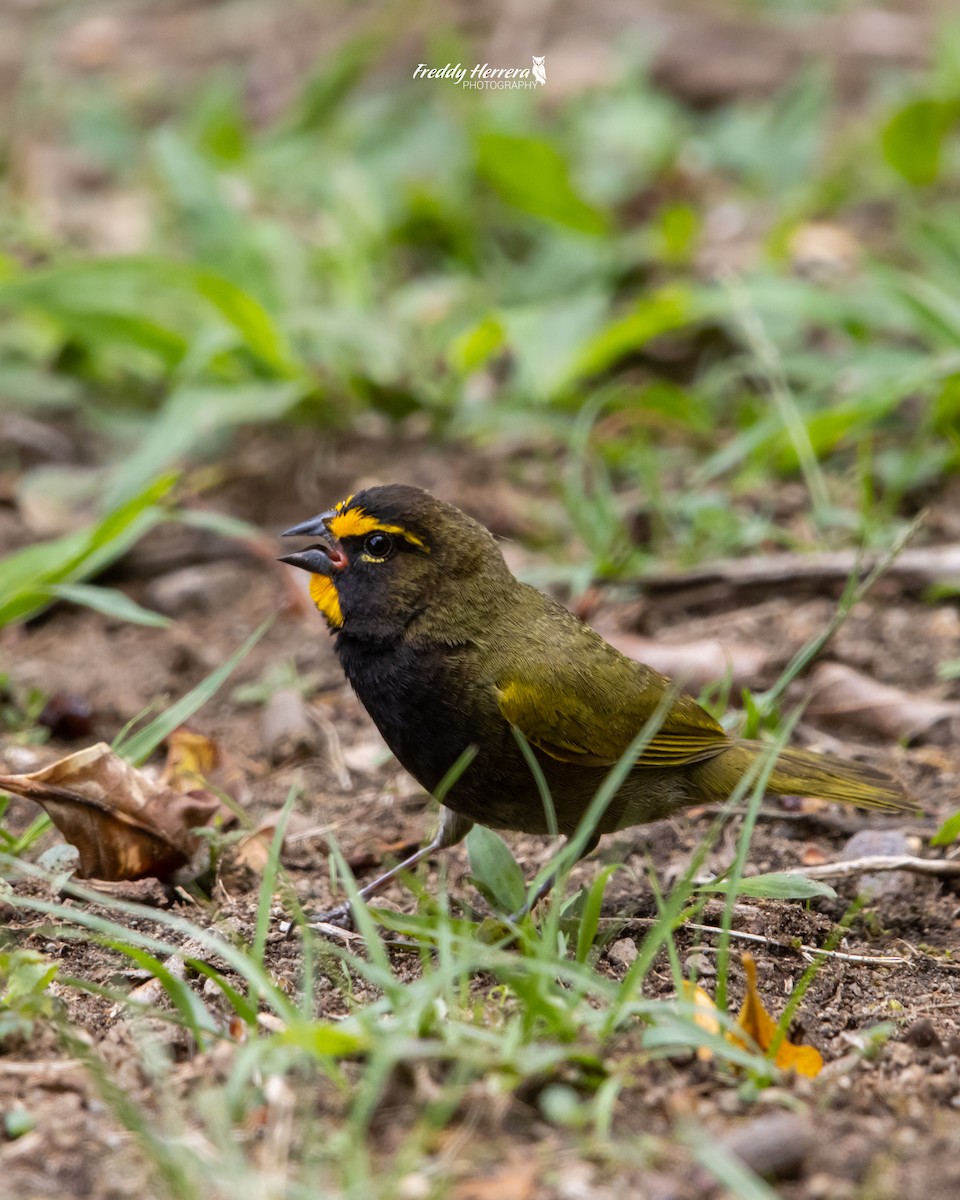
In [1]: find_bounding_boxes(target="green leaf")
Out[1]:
[47,583,171,628]
[882,98,956,187]
[571,285,706,380]
[447,315,505,373]
[931,810,960,847]
[0,257,299,376]
[477,132,608,235]
[177,508,265,543]
[276,1020,368,1059]
[575,864,624,963]
[500,292,609,401]
[114,617,272,765]
[103,380,307,508]
[699,872,837,902]
[467,825,526,915]
[0,475,176,628]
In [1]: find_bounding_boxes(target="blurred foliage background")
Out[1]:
[3,0,960,610]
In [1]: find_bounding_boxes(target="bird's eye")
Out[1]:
[363,531,393,559]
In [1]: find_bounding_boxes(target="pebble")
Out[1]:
[260,687,318,763]
[839,828,912,898]
[607,938,639,967]
[145,561,246,617]
[904,1017,943,1052]
[724,1112,814,1180]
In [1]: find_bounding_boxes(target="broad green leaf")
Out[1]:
[467,825,526,915]
[447,315,505,373]
[277,1020,368,1058]
[177,508,265,543]
[0,366,84,411]
[571,285,706,380]
[477,132,607,235]
[699,872,837,902]
[103,380,307,508]
[882,98,957,187]
[500,292,608,401]
[931,810,960,847]
[0,257,299,376]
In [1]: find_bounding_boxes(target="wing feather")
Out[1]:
[496,673,729,770]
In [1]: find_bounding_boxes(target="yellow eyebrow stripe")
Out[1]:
[328,508,428,550]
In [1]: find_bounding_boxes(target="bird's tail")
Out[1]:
[696,740,910,812]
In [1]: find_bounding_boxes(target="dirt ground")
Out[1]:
[2,428,960,1199]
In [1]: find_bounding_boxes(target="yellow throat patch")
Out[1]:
[309,573,343,629]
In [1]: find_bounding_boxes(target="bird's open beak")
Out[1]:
[278,511,348,575]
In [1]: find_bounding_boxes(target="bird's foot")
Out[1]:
[279,902,356,938]
[307,902,355,932]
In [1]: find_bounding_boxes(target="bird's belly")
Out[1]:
[336,639,697,838]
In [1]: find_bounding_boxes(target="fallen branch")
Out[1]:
[782,854,960,880]
[636,543,960,596]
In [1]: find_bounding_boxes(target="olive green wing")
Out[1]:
[495,669,729,770]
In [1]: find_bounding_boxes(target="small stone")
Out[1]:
[903,1017,943,1052]
[839,829,911,898]
[607,938,638,967]
[260,688,317,763]
[145,562,246,617]
[39,692,94,740]
[724,1112,814,1180]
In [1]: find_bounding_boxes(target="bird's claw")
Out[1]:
[279,902,356,938]
[307,902,356,932]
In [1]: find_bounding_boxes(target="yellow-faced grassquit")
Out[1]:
[280,484,908,921]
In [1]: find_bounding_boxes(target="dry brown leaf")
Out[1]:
[605,632,772,691]
[0,742,234,881]
[808,662,960,744]
[450,1158,539,1200]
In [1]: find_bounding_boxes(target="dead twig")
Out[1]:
[609,917,910,966]
[635,543,960,597]
[782,854,960,881]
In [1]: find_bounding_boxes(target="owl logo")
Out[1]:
[532,55,546,86]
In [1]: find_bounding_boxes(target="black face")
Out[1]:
[331,529,436,640]
[281,483,512,643]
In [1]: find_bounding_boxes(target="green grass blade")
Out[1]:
[113,617,273,764]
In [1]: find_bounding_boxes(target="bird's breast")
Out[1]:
[335,636,488,796]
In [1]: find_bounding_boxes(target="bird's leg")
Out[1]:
[508,832,600,923]
[305,806,475,931]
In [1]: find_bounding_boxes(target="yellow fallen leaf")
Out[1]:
[731,954,823,1077]
[679,956,824,1076]
[681,979,721,1061]
[161,729,219,792]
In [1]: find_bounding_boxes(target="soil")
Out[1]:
[3,429,960,1200]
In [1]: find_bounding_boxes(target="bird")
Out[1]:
[279,483,908,923]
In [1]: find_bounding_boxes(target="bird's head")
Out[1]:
[279,484,512,640]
